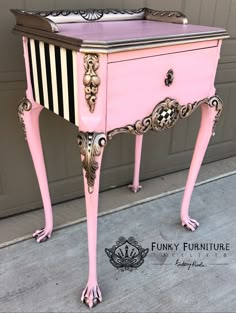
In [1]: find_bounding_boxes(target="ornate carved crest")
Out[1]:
[35,8,144,21]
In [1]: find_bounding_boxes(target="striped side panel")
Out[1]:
[27,39,78,126]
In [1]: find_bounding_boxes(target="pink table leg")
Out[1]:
[18,37,53,242]
[180,99,222,231]
[78,131,106,308]
[18,99,53,242]
[129,135,143,193]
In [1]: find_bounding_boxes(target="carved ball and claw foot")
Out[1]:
[33,228,52,243]
[128,184,142,193]
[181,217,199,231]
[81,284,102,309]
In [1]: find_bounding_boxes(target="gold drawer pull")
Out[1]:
[165,69,174,86]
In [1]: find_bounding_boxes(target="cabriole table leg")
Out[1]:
[77,131,106,308]
[17,98,53,242]
[180,97,223,231]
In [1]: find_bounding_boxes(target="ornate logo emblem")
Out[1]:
[105,237,149,271]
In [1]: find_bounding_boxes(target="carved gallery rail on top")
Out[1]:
[12,8,228,308]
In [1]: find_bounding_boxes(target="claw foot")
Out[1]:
[33,228,52,243]
[181,217,199,232]
[128,184,142,193]
[81,284,102,308]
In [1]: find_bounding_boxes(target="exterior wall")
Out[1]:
[0,0,235,217]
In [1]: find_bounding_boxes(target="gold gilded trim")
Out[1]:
[108,96,223,140]
[78,132,107,194]
[208,96,223,136]
[79,32,229,54]
[83,54,100,113]
[17,98,32,141]
[145,8,188,24]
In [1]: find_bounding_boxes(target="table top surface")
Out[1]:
[57,20,225,44]
[12,8,228,52]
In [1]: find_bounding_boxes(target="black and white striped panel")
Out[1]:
[27,39,79,126]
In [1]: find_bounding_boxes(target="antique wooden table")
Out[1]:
[12,8,228,308]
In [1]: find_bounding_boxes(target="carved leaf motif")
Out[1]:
[78,132,107,194]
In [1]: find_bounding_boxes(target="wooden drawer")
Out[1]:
[106,46,219,131]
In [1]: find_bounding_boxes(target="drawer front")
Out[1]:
[107,47,219,131]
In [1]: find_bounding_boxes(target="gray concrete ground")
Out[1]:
[1,156,236,247]
[0,173,236,313]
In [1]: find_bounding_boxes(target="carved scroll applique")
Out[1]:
[83,54,100,113]
[108,96,223,140]
[17,98,32,141]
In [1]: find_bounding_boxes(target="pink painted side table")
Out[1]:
[12,8,228,308]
